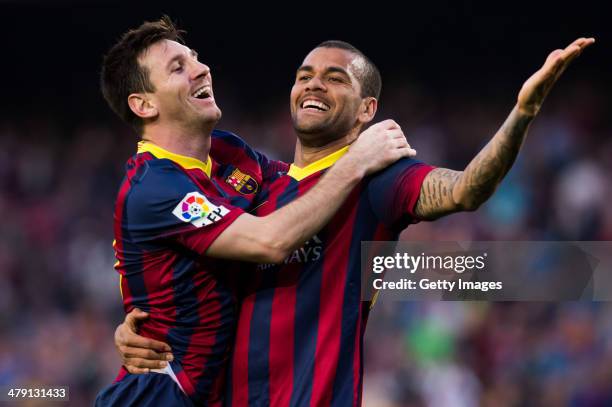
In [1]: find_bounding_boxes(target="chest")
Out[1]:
[183,163,262,211]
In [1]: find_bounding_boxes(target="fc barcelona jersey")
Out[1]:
[228,146,435,407]
[113,130,287,406]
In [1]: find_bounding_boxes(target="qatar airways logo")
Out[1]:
[257,235,323,270]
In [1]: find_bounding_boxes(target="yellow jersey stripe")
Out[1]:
[287,146,349,181]
[138,141,212,177]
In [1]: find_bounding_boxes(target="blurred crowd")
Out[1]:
[0,78,610,405]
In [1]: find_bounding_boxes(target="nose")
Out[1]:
[305,75,326,92]
[191,60,210,81]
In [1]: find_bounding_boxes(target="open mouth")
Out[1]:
[300,99,330,112]
[192,85,212,100]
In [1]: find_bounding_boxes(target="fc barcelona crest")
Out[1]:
[225,168,258,194]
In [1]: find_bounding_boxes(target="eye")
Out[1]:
[172,64,184,73]
[298,75,311,82]
[328,76,343,83]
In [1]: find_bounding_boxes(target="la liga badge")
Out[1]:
[173,192,229,227]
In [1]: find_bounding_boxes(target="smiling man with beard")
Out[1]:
[114,37,594,406]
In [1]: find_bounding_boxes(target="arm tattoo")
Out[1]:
[415,106,533,219]
[414,168,462,220]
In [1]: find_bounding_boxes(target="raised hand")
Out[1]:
[518,37,595,116]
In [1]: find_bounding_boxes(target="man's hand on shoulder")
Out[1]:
[344,119,417,177]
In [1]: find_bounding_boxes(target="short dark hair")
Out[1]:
[316,40,381,99]
[100,16,185,132]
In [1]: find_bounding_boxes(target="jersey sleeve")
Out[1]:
[367,158,436,228]
[123,160,245,255]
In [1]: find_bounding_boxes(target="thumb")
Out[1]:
[126,308,149,329]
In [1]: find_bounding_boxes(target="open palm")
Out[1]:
[518,37,595,116]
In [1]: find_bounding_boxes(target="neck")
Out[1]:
[141,121,214,163]
[293,127,360,167]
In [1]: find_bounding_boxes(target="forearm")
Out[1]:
[414,105,534,220]
[207,154,366,263]
[257,154,364,259]
[415,37,595,220]
[453,105,534,209]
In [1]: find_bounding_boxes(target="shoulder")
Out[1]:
[365,157,434,204]
[212,129,249,146]
[211,129,259,161]
[124,153,201,208]
[368,157,428,184]
[211,129,290,182]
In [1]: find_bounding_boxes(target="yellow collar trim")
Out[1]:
[137,141,212,177]
[287,145,349,181]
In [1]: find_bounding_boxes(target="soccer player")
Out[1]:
[114,37,594,406]
[95,18,415,407]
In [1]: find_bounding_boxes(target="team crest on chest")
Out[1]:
[172,192,229,227]
[225,168,258,194]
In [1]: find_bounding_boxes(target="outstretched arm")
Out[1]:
[414,37,595,220]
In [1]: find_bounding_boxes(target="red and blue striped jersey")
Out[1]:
[113,130,287,406]
[228,146,434,407]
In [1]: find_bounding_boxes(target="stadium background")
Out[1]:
[0,2,610,405]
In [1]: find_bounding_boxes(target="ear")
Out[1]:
[357,97,377,124]
[127,93,158,120]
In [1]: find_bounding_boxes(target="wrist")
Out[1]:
[515,103,539,119]
[332,154,366,183]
